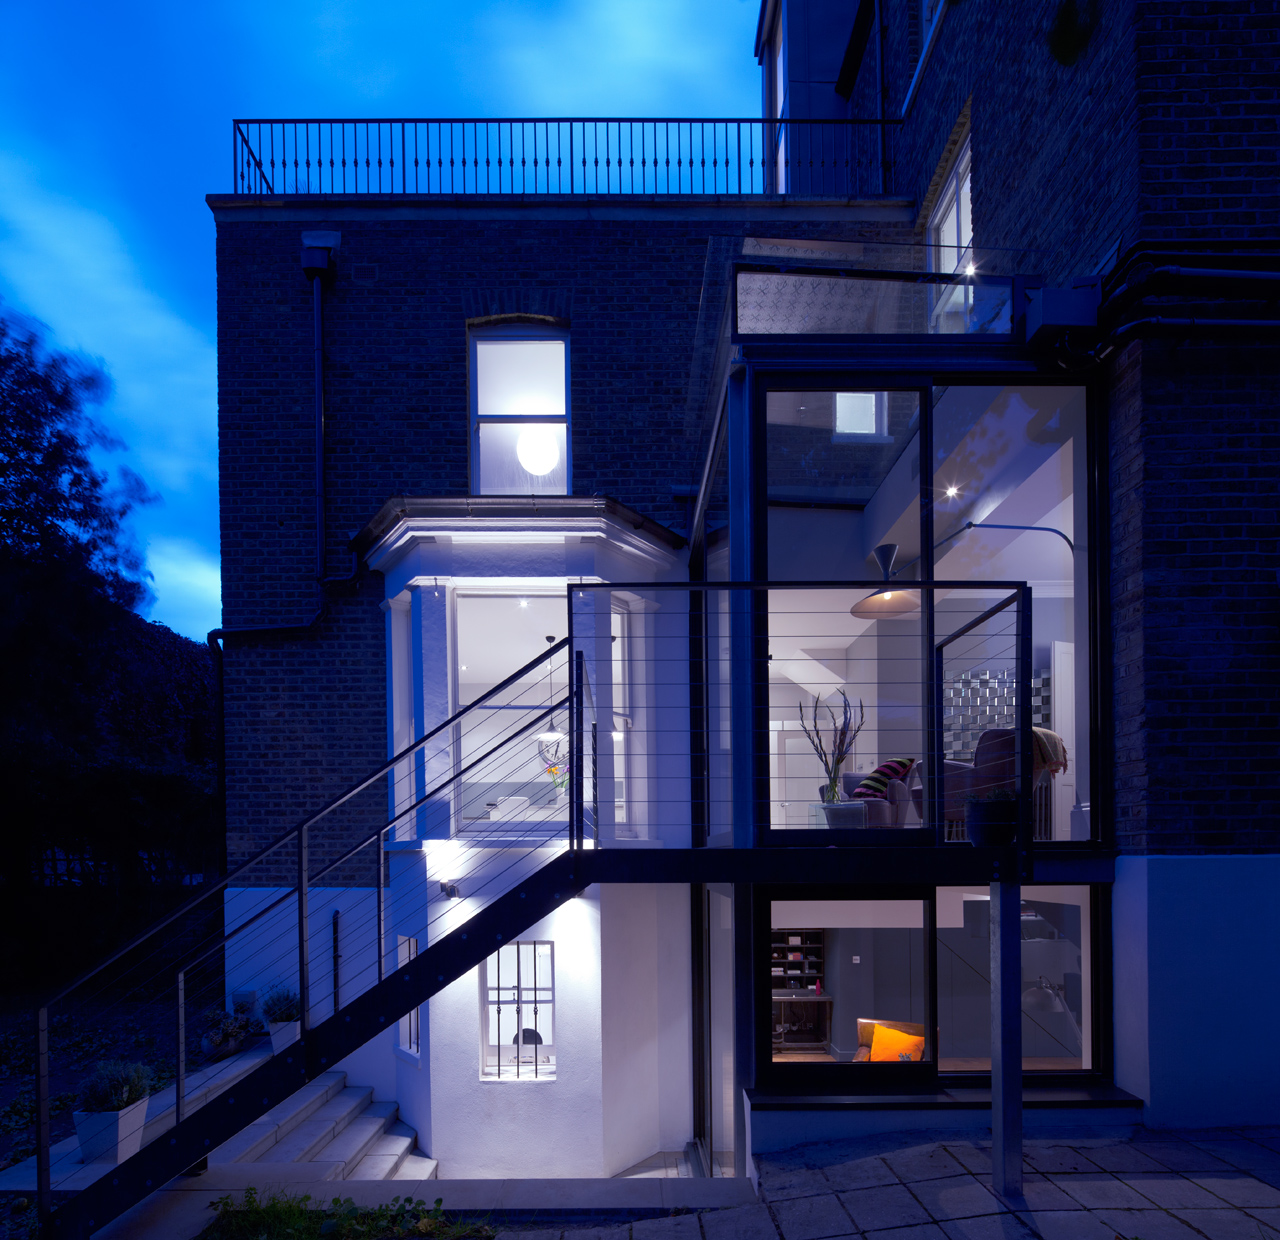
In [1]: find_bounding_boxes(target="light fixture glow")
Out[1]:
[965,262,976,276]
[850,589,921,620]
[515,426,560,476]
[945,485,959,498]
[518,599,529,609]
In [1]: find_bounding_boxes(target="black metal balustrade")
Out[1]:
[232,117,896,197]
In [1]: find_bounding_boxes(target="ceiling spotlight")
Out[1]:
[945,485,959,498]
[518,599,529,609]
[965,262,976,276]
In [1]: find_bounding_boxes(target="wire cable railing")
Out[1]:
[32,634,596,1236]
[231,117,898,197]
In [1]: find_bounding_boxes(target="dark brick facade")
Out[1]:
[212,205,915,867]
[214,0,1279,868]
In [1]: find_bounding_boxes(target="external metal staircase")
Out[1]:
[34,638,596,1238]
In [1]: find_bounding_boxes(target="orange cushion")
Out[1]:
[868,1024,925,1063]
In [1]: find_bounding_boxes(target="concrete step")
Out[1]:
[257,1086,372,1163]
[313,1101,398,1178]
[209,1072,348,1163]
[348,1120,416,1180]
[393,1151,439,1181]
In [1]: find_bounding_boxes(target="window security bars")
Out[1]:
[482,941,555,1079]
[231,118,898,197]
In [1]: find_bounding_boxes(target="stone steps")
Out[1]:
[208,1072,436,1181]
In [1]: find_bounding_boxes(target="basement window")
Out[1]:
[480,940,556,1080]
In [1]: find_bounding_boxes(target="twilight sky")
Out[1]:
[0,0,762,641]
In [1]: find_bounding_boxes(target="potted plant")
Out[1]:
[798,691,866,827]
[74,1061,153,1165]
[964,787,1019,846]
[261,986,303,1054]
[200,999,264,1062]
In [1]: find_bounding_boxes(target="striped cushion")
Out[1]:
[850,758,915,801]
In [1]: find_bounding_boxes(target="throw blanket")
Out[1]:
[1032,727,1068,776]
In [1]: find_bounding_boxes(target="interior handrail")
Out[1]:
[44,636,570,1005]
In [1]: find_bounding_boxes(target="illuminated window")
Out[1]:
[480,940,556,1079]
[470,330,569,496]
[928,137,972,276]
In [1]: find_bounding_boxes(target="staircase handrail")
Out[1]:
[43,636,570,1007]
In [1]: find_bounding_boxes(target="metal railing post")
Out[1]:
[298,826,311,1032]
[35,1005,51,1227]
[376,828,386,983]
[176,972,187,1123]
[572,649,585,851]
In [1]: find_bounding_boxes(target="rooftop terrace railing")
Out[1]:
[232,117,897,198]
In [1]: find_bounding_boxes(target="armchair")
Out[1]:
[836,772,913,827]
[909,727,1057,840]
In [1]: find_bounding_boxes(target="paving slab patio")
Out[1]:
[79,1122,1280,1238]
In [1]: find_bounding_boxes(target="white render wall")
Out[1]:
[423,890,606,1178]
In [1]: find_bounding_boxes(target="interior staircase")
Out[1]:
[209,1071,437,1182]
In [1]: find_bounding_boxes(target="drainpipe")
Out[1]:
[207,230,363,839]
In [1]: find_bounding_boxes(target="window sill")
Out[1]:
[394,1045,422,1069]
[480,1071,557,1083]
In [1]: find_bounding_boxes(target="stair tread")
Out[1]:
[394,1153,439,1180]
[210,1073,348,1163]
[347,1123,415,1180]
[316,1113,393,1168]
[257,1089,371,1164]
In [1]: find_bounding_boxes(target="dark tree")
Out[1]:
[0,304,220,989]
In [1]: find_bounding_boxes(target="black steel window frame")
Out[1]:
[740,362,1111,855]
[754,882,940,1094]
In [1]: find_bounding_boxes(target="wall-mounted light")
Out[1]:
[945,485,960,498]
[439,881,461,900]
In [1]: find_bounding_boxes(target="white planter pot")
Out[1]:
[269,1021,301,1054]
[74,1098,149,1165]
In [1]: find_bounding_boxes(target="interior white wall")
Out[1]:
[1114,854,1280,1127]
[424,890,605,1177]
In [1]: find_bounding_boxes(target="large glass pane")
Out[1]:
[766,390,918,504]
[475,339,565,418]
[477,421,567,495]
[771,899,928,1064]
[767,587,926,831]
[454,594,569,833]
[936,885,1092,1071]
[932,386,1090,840]
[736,270,1012,336]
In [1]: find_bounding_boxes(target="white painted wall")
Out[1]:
[423,891,606,1177]
[1114,854,1280,1128]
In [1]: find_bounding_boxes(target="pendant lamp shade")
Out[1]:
[850,542,921,619]
[850,589,921,620]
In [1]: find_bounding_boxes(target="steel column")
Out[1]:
[990,878,1024,1197]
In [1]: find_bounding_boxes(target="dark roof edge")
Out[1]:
[352,495,688,558]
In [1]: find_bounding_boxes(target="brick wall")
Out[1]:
[1110,337,1280,854]
[214,206,914,866]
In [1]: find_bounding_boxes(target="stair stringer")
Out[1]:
[50,849,587,1240]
